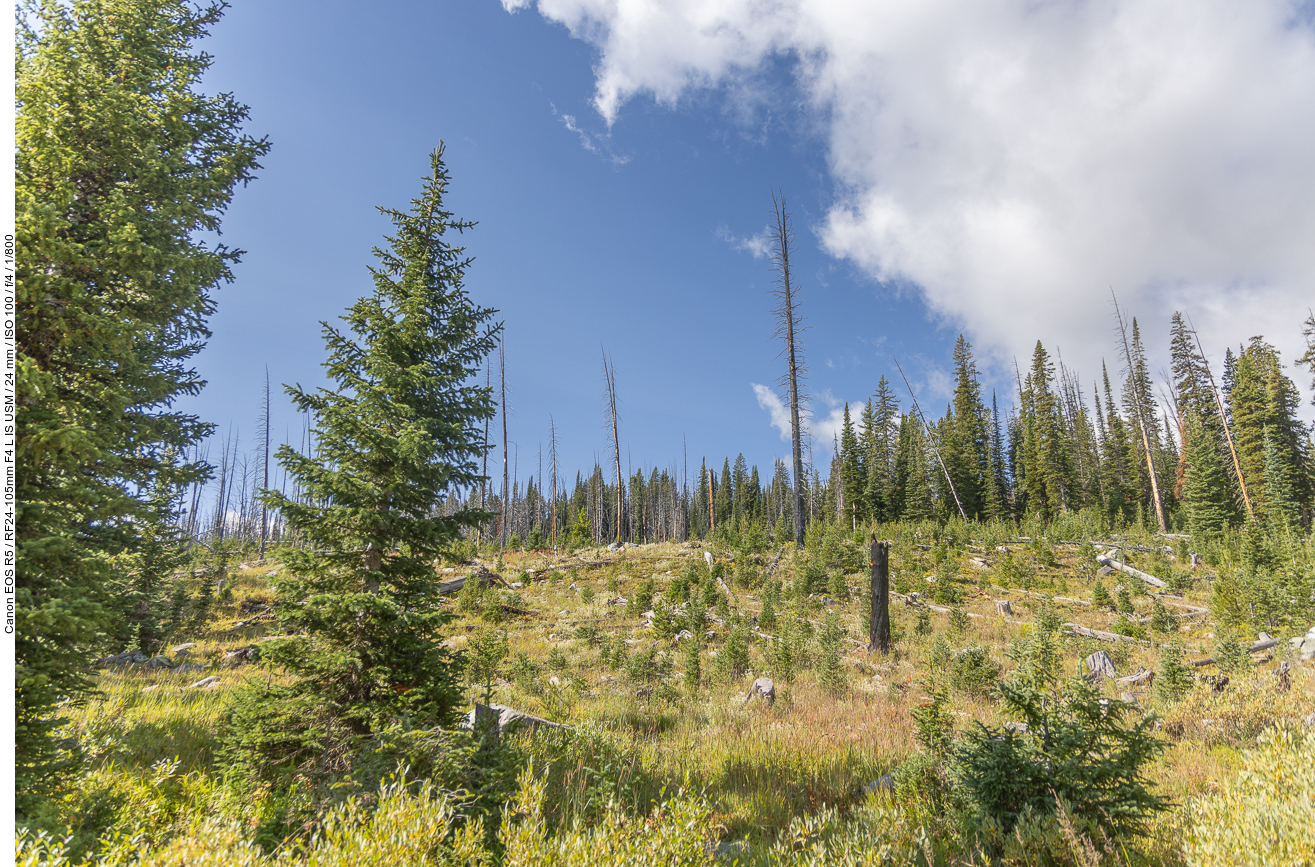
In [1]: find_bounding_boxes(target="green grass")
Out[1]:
[23,526,1315,866]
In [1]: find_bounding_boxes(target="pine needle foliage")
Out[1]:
[14,0,267,814]
[224,146,499,785]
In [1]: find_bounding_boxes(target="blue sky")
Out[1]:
[187,0,1315,497]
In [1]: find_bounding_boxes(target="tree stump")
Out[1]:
[869,535,891,654]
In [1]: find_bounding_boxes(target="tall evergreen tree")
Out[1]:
[1230,337,1309,521]
[1019,342,1075,520]
[839,403,864,529]
[1099,363,1136,527]
[1181,412,1236,538]
[895,414,934,520]
[716,458,734,531]
[15,0,267,812]
[230,147,498,780]
[985,391,1012,520]
[1121,318,1168,529]
[862,378,900,522]
[947,335,989,518]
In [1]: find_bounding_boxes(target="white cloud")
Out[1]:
[513,0,1315,409]
[550,103,631,165]
[716,223,773,258]
[753,383,862,459]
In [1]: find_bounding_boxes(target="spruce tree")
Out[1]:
[839,403,864,528]
[1020,342,1075,520]
[862,378,900,522]
[15,0,267,812]
[1182,412,1236,538]
[948,334,989,518]
[227,147,498,783]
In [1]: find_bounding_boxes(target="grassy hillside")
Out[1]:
[19,521,1315,866]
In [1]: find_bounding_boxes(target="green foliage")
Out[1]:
[14,0,268,813]
[758,589,778,632]
[1213,626,1252,676]
[714,624,752,683]
[1150,600,1176,634]
[914,608,933,636]
[1116,586,1135,614]
[468,626,510,705]
[1091,580,1113,610]
[949,647,1001,699]
[682,634,702,696]
[948,607,970,633]
[911,681,955,758]
[953,674,1169,846]
[1184,727,1315,867]
[816,611,847,695]
[1155,643,1193,703]
[221,147,497,788]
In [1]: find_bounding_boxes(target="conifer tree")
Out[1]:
[1181,412,1236,538]
[1020,342,1075,520]
[895,415,935,520]
[716,458,734,532]
[947,334,989,518]
[839,403,864,529]
[15,0,267,811]
[231,147,499,780]
[985,391,1012,520]
[1230,338,1309,522]
[1120,318,1168,530]
[862,378,900,522]
[1099,363,1137,527]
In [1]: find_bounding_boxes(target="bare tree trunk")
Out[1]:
[500,339,509,549]
[1112,293,1168,533]
[1189,318,1254,520]
[481,359,491,541]
[895,358,968,521]
[771,191,808,546]
[868,536,891,654]
[549,416,559,548]
[259,365,271,560]
[602,348,623,544]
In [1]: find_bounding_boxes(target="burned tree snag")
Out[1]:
[869,535,891,654]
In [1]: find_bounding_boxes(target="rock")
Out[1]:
[818,595,837,606]
[861,774,895,795]
[462,702,568,735]
[143,656,173,669]
[510,581,524,589]
[675,629,693,642]
[176,664,207,674]
[1004,721,1029,734]
[907,592,921,604]
[172,643,197,654]
[548,675,561,687]
[1097,565,1114,577]
[1084,650,1118,680]
[995,599,1013,617]
[95,649,147,667]
[706,840,751,862]
[607,541,623,552]
[1120,692,1139,705]
[743,677,775,707]
[186,675,219,689]
[1288,626,1315,661]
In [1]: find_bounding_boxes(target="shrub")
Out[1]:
[816,611,847,696]
[1183,727,1315,867]
[1154,643,1193,704]
[953,676,1168,846]
[714,624,751,682]
[949,648,1001,699]
[914,609,932,636]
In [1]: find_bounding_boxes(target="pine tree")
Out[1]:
[15,0,267,812]
[716,458,734,533]
[862,378,900,523]
[947,334,989,518]
[1020,342,1075,520]
[1099,363,1137,527]
[896,414,935,520]
[227,147,498,783]
[1121,318,1168,528]
[1181,412,1236,538]
[985,391,1012,520]
[1231,338,1309,522]
[839,403,864,529]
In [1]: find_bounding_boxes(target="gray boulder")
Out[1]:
[1288,626,1315,661]
[462,702,568,735]
[743,677,775,707]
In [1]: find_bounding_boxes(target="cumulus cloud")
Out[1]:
[753,383,859,459]
[717,223,773,258]
[510,0,1315,405]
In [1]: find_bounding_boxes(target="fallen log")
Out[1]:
[1189,635,1281,667]
[1095,554,1168,589]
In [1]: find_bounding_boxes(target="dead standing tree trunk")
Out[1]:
[868,535,891,654]
[1112,293,1167,533]
[771,190,807,546]
[602,348,623,544]
[500,337,509,549]
[258,365,271,560]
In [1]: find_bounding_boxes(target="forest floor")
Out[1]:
[46,528,1315,865]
